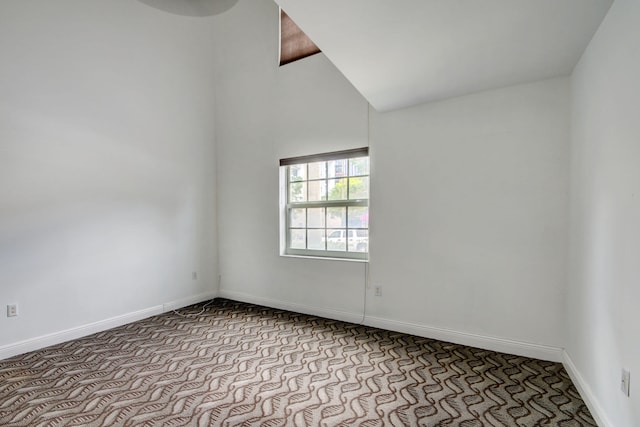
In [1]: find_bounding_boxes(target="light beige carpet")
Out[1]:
[0,299,595,426]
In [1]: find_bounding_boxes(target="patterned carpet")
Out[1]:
[0,299,595,426]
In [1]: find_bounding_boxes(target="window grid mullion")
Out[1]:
[346,162,350,252]
[306,163,310,203]
[305,206,309,250]
[305,162,309,250]
[324,206,328,251]
[347,159,351,199]
[287,200,367,209]
[286,167,291,251]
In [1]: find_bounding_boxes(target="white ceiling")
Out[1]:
[275,0,613,112]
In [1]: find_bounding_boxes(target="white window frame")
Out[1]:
[279,148,369,261]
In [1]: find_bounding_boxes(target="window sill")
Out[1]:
[280,254,369,263]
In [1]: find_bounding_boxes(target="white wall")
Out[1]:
[0,0,218,355]
[214,0,570,359]
[214,0,369,321]
[368,78,570,356]
[568,0,640,425]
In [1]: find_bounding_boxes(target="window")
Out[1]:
[280,148,369,260]
[279,9,321,66]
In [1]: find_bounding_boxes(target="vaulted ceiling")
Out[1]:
[275,0,613,112]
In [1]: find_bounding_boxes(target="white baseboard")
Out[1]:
[364,315,564,362]
[0,291,217,361]
[2,288,564,367]
[563,350,612,427]
[161,291,217,313]
[218,289,563,362]
[218,289,365,325]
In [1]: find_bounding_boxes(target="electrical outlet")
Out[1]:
[375,286,382,297]
[7,304,18,317]
[621,368,631,397]
[192,271,198,280]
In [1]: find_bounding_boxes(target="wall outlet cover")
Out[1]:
[621,368,631,397]
[7,304,18,317]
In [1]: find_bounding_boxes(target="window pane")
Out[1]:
[327,207,346,228]
[289,164,306,182]
[348,177,369,200]
[327,178,348,200]
[308,229,325,250]
[290,229,306,249]
[326,229,346,251]
[308,161,326,180]
[348,230,368,252]
[349,157,369,177]
[290,208,306,228]
[328,159,347,178]
[307,180,327,201]
[348,206,368,228]
[307,208,325,228]
[289,181,307,202]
